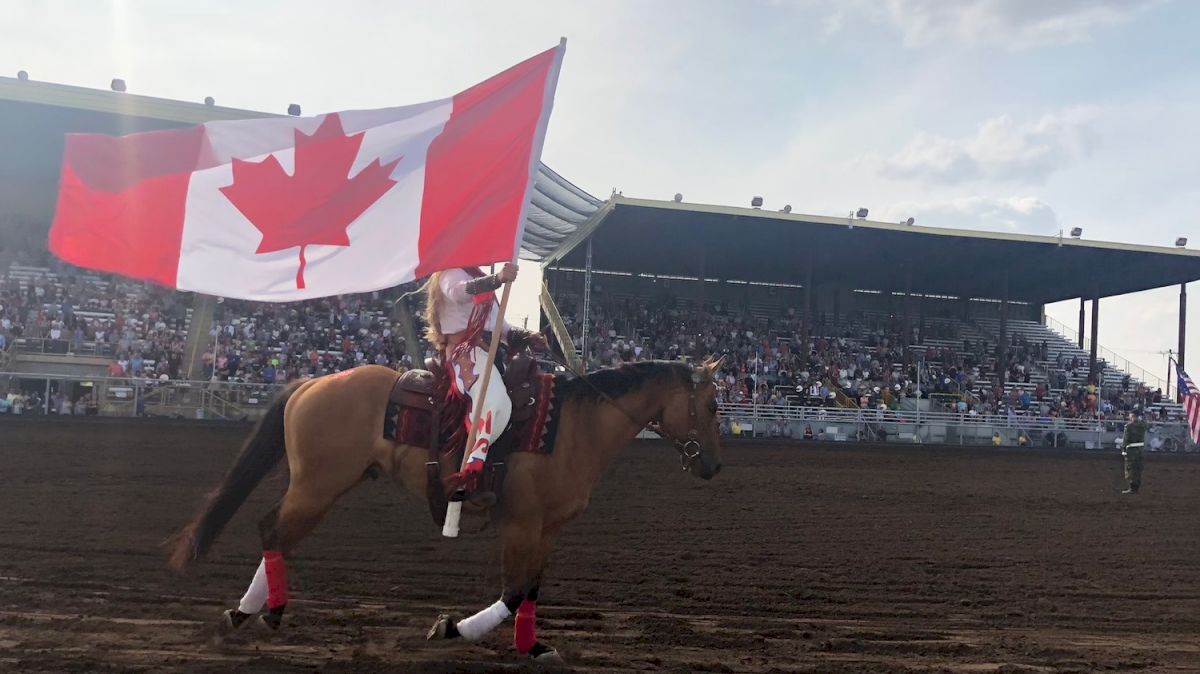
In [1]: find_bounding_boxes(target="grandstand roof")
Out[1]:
[542,197,1200,305]
[0,75,600,261]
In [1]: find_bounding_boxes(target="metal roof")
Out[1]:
[0,75,600,262]
[543,197,1200,304]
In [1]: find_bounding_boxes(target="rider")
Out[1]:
[425,263,543,495]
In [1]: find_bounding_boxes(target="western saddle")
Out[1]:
[386,348,548,525]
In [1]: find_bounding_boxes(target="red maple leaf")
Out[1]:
[220,113,401,289]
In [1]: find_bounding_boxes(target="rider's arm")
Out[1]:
[439,269,500,303]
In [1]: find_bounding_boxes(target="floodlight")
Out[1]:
[673,193,683,203]
[1069,227,1082,238]
[204,96,215,106]
[16,70,28,81]
[1176,237,1188,247]
[288,103,302,116]
[751,196,764,208]
[905,217,915,226]
[110,78,127,92]
[782,205,792,214]
[856,208,869,218]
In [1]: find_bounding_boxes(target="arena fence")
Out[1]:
[717,402,1196,451]
[1,371,1192,451]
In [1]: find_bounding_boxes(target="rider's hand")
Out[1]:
[497,263,519,284]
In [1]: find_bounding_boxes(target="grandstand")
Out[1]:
[1,74,1198,449]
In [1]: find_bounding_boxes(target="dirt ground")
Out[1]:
[1,418,1197,673]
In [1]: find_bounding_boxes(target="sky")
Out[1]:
[3,0,1198,389]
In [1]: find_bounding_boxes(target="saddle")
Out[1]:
[384,349,556,526]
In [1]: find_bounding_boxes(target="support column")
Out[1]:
[1077,297,1085,349]
[1089,289,1100,384]
[697,248,707,320]
[902,267,912,356]
[1180,282,1188,402]
[918,295,927,344]
[998,275,1009,388]
[803,260,813,354]
[581,238,593,369]
[832,286,841,328]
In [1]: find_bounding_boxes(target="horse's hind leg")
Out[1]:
[224,482,339,631]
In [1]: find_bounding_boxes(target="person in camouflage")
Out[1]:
[1121,409,1148,494]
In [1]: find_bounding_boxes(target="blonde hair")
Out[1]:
[423,272,448,351]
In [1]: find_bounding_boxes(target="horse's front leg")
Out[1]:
[427,518,561,662]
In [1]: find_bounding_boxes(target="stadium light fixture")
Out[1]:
[855,207,869,219]
[673,193,683,203]
[1176,237,1188,247]
[110,78,127,92]
[751,196,764,209]
[782,205,792,214]
[1069,227,1083,238]
[16,70,29,81]
[288,103,302,116]
[204,96,215,106]
[905,217,915,226]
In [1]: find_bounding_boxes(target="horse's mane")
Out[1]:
[554,360,694,403]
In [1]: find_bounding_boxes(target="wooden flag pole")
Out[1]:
[442,278,514,538]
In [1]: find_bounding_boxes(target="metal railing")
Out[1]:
[3,370,1192,451]
[12,337,117,357]
[1043,316,1166,391]
[1,372,284,420]
[718,401,1195,450]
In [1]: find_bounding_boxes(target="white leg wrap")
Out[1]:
[237,559,268,614]
[455,600,512,641]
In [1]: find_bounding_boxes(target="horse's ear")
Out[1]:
[705,355,725,374]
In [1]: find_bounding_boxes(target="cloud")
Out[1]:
[882,196,1060,234]
[871,108,1100,183]
[882,0,1164,48]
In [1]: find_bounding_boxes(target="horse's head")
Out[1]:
[659,357,724,480]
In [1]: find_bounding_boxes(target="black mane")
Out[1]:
[554,360,695,403]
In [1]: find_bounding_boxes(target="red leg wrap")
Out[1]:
[264,550,288,610]
[514,601,537,654]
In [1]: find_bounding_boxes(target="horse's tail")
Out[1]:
[166,381,302,571]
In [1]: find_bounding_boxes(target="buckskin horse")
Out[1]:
[167,357,723,663]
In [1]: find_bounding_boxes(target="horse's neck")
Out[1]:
[566,379,671,483]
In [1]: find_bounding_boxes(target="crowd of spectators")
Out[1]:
[1,261,190,379]
[204,290,418,384]
[560,292,1170,422]
[1,256,1176,425]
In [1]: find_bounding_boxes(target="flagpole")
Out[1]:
[443,39,565,538]
[442,276,514,538]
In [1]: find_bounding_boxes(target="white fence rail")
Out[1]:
[718,402,1195,451]
[2,371,1193,451]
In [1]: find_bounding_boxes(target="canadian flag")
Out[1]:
[49,43,564,301]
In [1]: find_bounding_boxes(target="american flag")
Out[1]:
[1180,369,1200,444]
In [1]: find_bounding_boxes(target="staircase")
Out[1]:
[181,294,217,380]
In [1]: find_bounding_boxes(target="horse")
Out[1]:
[167,358,724,664]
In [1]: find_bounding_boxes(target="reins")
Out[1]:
[545,352,703,471]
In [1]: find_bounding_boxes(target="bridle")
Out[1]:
[646,374,705,471]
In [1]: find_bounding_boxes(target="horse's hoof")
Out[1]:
[426,614,460,640]
[529,642,564,665]
[257,612,283,632]
[219,609,251,635]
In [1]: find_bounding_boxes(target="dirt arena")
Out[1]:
[1,419,1197,673]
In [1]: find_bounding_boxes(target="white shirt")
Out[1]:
[437,269,511,337]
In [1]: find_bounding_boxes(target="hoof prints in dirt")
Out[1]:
[1,422,1198,672]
